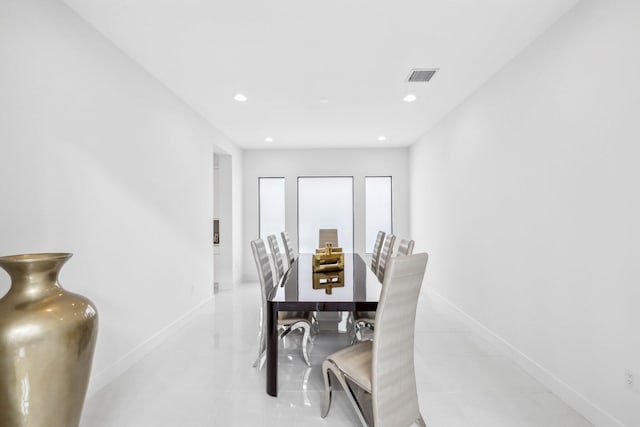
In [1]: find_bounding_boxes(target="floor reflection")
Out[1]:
[80,282,594,427]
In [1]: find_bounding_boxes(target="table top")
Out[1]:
[269,253,382,311]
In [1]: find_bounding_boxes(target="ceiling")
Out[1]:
[62,0,579,149]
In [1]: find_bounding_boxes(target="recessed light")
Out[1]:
[265,137,273,143]
[234,93,248,102]
[377,135,387,142]
[403,94,417,103]
[319,98,329,104]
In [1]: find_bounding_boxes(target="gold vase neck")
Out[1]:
[0,253,72,299]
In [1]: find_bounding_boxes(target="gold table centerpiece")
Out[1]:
[312,244,345,294]
[312,243,344,273]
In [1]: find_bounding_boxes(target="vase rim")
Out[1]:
[0,253,73,263]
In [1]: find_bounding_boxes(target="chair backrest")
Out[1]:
[250,239,275,359]
[318,229,339,248]
[372,253,429,427]
[396,239,415,257]
[251,239,275,301]
[267,234,285,284]
[281,231,296,265]
[376,234,396,282]
[371,231,386,273]
[251,238,274,321]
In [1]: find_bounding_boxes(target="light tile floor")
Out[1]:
[80,282,594,427]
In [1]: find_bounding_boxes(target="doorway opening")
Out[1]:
[213,153,233,291]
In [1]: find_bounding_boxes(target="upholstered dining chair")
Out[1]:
[267,234,286,285]
[376,234,396,282]
[396,239,415,257]
[321,253,429,427]
[319,228,339,248]
[351,234,396,342]
[370,231,386,275]
[281,231,296,265]
[251,239,312,368]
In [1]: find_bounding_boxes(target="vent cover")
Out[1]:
[407,68,438,83]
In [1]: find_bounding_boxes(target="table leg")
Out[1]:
[266,301,278,396]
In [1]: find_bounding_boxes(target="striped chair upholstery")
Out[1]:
[396,239,415,257]
[251,239,275,369]
[267,234,285,284]
[371,230,386,274]
[376,234,396,282]
[281,231,296,265]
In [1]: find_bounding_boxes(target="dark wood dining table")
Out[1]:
[266,253,381,396]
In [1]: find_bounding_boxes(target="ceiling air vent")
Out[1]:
[406,68,438,83]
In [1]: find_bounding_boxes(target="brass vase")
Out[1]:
[0,253,98,427]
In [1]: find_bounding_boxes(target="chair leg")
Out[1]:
[416,414,427,427]
[253,350,265,369]
[321,360,333,418]
[353,321,363,343]
[322,359,369,427]
[279,324,292,338]
[346,312,354,335]
[253,320,266,368]
[300,322,312,367]
[353,319,374,343]
[302,325,311,367]
[282,321,312,367]
[311,312,320,335]
[254,307,266,368]
[301,366,313,406]
[351,322,361,344]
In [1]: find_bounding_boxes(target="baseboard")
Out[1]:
[426,288,627,427]
[86,295,214,398]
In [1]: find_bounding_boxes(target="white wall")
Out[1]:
[0,0,240,395]
[410,1,640,426]
[243,148,410,280]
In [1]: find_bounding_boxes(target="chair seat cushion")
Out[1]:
[327,341,372,392]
